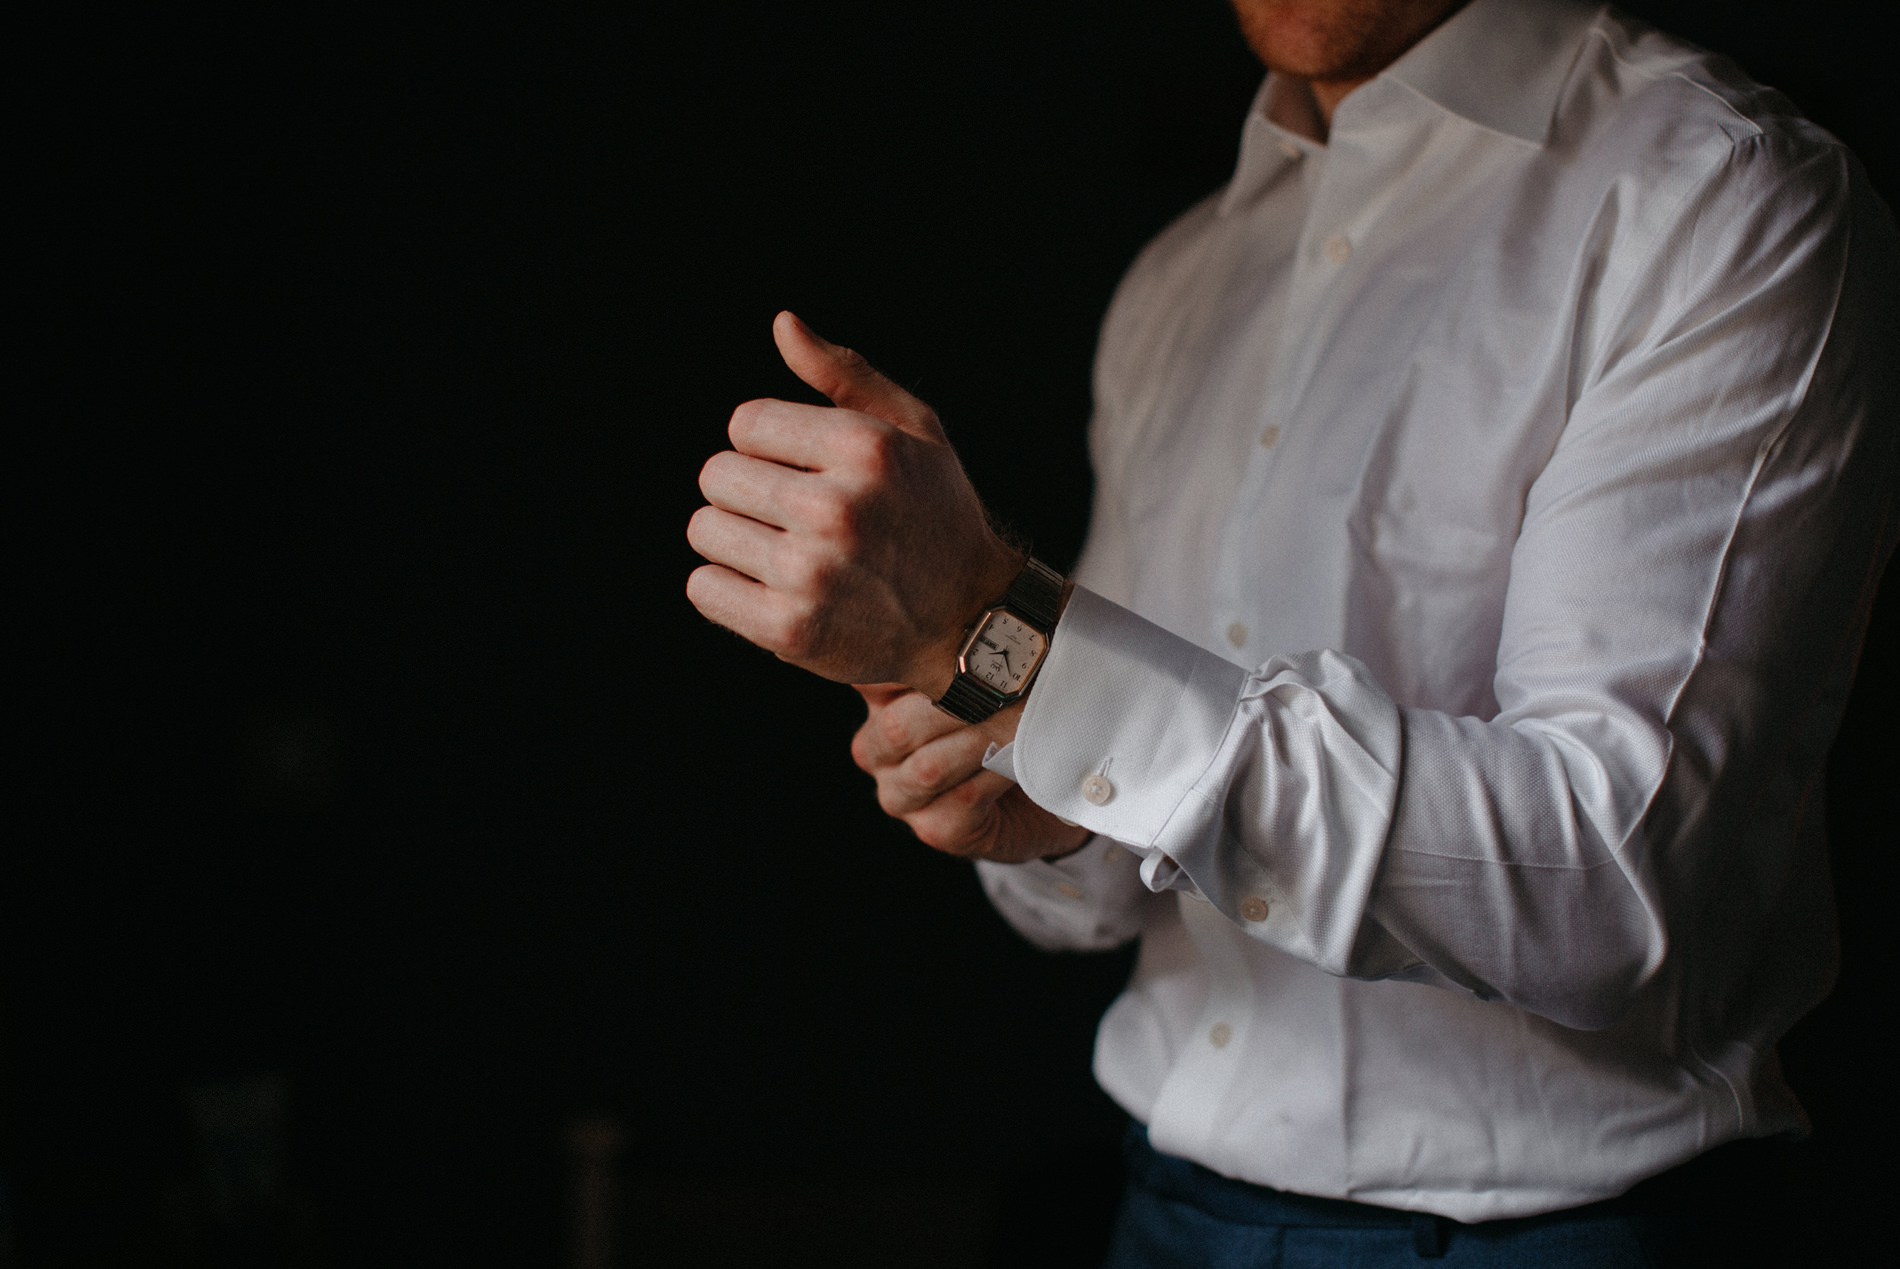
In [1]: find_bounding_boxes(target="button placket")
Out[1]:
[1146,899,1256,1146]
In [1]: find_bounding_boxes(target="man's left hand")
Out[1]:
[687,312,1021,694]
[851,684,1091,863]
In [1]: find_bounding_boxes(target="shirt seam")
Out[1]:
[1592,22,1766,142]
[1664,150,1851,1135]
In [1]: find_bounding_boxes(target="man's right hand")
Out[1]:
[851,685,1090,864]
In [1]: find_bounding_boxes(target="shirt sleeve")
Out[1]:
[974,836,1157,952]
[1010,131,1899,1031]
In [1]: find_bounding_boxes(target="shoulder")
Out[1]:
[1556,9,1851,199]
[1541,10,1882,334]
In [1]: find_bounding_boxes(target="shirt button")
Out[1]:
[1324,233,1353,263]
[1209,1023,1233,1048]
[1056,882,1084,901]
[1259,424,1280,449]
[1276,138,1301,160]
[1226,622,1248,648]
[1239,896,1269,922]
[1081,774,1114,805]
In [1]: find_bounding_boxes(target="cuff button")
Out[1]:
[1081,774,1114,805]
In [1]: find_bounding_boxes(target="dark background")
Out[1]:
[13,2,1896,1265]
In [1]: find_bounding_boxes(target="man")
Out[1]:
[687,0,1896,1262]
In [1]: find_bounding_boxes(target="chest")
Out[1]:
[1101,123,1617,711]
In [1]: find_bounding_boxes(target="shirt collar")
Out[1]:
[1381,0,1603,146]
[1218,0,1601,215]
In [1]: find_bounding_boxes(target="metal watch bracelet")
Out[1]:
[935,556,1066,724]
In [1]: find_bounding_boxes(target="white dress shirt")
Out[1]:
[976,0,1898,1222]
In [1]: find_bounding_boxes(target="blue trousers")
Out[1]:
[1104,1123,1792,1268]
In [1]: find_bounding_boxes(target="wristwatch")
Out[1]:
[935,556,1067,723]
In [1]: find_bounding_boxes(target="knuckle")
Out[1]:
[786,544,840,597]
[877,783,913,820]
[687,500,727,537]
[684,505,711,546]
[770,604,816,659]
[849,727,878,773]
[947,779,990,809]
[727,399,767,442]
[909,754,945,791]
[908,816,954,853]
[838,419,899,477]
[914,815,980,858]
[877,707,910,750]
[859,426,901,478]
[802,488,861,547]
[780,474,854,541]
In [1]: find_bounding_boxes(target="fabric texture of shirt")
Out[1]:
[975,0,1898,1222]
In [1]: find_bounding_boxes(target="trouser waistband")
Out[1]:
[1119,1121,1796,1259]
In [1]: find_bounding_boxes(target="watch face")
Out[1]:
[962,609,1048,694]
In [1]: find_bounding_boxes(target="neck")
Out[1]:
[1264,75,1332,142]
[1310,78,1366,131]
[1251,0,1474,140]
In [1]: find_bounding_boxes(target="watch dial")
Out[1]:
[966,611,1047,693]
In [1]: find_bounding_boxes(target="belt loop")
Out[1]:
[1410,1212,1448,1257]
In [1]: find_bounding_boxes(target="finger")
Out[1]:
[725,397,855,472]
[698,448,801,528]
[773,310,946,442]
[850,684,923,772]
[905,770,1019,856]
[686,505,783,586]
[685,562,796,651]
[854,689,967,773]
[939,768,1017,808]
[880,726,994,815]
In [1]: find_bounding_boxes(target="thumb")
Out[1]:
[773,311,946,442]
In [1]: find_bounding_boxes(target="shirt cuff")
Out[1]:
[1013,586,1247,893]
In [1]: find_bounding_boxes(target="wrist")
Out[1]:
[1038,823,1093,863]
[906,537,1027,698]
